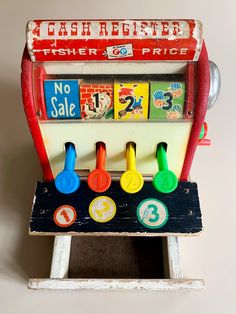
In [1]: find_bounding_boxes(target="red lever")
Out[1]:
[88,142,111,192]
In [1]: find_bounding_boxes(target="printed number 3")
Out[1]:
[162,92,173,110]
[148,204,159,223]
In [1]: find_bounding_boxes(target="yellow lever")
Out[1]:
[120,142,144,194]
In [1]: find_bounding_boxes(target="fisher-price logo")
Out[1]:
[106,44,133,59]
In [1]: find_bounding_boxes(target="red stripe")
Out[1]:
[31,38,197,62]
[180,41,210,180]
[21,47,54,180]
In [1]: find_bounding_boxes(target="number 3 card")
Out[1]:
[114,81,149,120]
[149,81,186,120]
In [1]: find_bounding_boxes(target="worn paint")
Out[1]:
[28,278,204,291]
[29,181,202,235]
[26,19,203,62]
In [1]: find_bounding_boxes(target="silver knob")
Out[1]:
[208,61,221,110]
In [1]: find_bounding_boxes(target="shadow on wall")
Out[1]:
[0,79,53,282]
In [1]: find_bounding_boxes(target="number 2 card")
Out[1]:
[114,81,149,120]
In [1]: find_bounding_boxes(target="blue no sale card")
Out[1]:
[44,80,80,119]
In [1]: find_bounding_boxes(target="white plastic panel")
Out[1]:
[44,62,187,75]
[39,121,192,178]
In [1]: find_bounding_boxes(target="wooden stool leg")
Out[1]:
[50,235,72,279]
[167,236,183,279]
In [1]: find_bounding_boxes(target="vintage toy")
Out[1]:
[21,19,220,291]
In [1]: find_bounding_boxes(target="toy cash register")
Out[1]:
[21,19,220,290]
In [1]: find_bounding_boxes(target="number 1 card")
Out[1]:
[80,81,114,120]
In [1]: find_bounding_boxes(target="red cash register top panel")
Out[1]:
[27,19,202,62]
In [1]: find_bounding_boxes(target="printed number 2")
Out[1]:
[162,92,173,110]
[96,201,110,217]
[124,96,134,112]
[148,204,159,223]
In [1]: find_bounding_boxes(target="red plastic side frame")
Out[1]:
[33,63,48,120]
[180,41,210,180]
[21,46,54,180]
[184,62,196,120]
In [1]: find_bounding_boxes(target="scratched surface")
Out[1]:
[29,181,202,234]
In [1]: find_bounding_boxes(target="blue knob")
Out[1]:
[55,143,80,194]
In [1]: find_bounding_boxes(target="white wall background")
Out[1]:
[0,0,235,313]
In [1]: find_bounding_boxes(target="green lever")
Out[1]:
[153,143,178,193]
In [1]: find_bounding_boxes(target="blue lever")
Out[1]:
[55,143,80,194]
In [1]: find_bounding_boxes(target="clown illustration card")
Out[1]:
[114,82,149,120]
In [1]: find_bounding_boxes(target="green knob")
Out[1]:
[153,170,178,193]
[153,143,178,193]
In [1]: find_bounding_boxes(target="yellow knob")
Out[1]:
[120,143,144,194]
